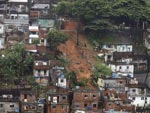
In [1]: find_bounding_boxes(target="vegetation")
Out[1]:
[66,71,89,88]
[47,30,69,50]
[78,78,89,86]
[56,0,150,33]
[32,39,40,44]
[66,71,78,88]
[0,44,33,85]
[55,1,72,17]
[57,55,69,67]
[91,64,112,86]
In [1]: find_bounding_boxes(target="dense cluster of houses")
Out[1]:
[98,44,150,112]
[0,43,150,113]
[0,0,150,113]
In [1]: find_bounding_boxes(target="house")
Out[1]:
[126,83,150,107]
[109,62,134,78]
[31,3,50,18]
[33,56,50,86]
[104,100,135,112]
[129,96,150,107]
[5,0,29,27]
[116,44,133,52]
[0,23,5,49]
[28,25,39,44]
[132,55,148,73]
[126,84,147,97]
[113,44,133,62]
[101,44,116,63]
[72,87,100,113]
[46,86,70,113]
[56,75,67,89]
[100,44,133,63]
[38,29,47,46]
[38,19,55,30]
[25,44,37,54]
[103,78,126,92]
[97,77,104,89]
[51,66,68,88]
[103,79,135,112]
[0,0,7,14]
[20,90,38,113]
[0,89,20,113]
[4,0,29,46]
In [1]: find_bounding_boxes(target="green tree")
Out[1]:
[55,1,73,17]
[57,55,69,67]
[91,64,111,86]
[55,0,150,32]
[0,44,33,85]
[47,30,68,50]
[66,71,78,88]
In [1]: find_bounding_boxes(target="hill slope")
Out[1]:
[58,20,97,81]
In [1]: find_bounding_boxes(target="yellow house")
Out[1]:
[97,78,104,87]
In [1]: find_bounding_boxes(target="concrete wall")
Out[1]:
[116,45,133,52]
[129,96,150,107]
[109,64,134,74]
[0,102,19,113]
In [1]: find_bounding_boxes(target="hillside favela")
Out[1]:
[1,0,150,113]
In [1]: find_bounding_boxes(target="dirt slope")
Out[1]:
[58,20,97,81]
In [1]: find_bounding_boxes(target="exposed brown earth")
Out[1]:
[58,20,97,81]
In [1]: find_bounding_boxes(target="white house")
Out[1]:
[75,110,85,113]
[110,63,134,74]
[116,44,133,52]
[0,24,4,34]
[126,87,146,96]
[109,63,134,78]
[129,96,150,107]
[29,26,39,44]
[8,0,28,3]
[56,76,67,89]
[0,38,4,49]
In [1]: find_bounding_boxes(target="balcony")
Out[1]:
[0,4,6,10]
[4,19,29,25]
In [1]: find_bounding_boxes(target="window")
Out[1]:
[122,46,125,50]
[132,97,135,100]
[93,95,96,98]
[38,70,40,73]
[84,104,87,107]
[62,96,66,100]
[145,97,147,100]
[132,89,136,92]
[31,106,36,110]
[119,66,122,69]
[120,81,123,84]
[24,94,27,99]
[141,97,144,100]
[44,70,47,75]
[84,95,88,99]
[41,39,44,43]
[127,66,129,69]
[52,105,56,109]
[60,79,64,83]
[93,104,97,107]
[10,104,14,108]
[109,103,111,106]
[75,104,80,108]
[0,104,3,107]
